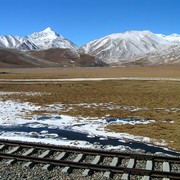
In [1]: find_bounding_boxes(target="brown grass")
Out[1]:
[107,122,180,151]
[1,81,179,108]
[0,65,180,79]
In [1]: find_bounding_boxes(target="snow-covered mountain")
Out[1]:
[139,44,180,65]
[0,35,23,48]
[1,28,180,66]
[16,40,40,51]
[0,28,78,51]
[80,30,180,64]
[156,34,180,43]
[25,27,78,50]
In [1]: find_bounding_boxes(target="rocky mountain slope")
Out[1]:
[136,44,180,65]
[0,47,107,68]
[0,28,78,51]
[0,47,57,68]
[29,48,108,67]
[80,30,180,65]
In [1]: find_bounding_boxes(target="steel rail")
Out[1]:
[0,152,180,179]
[0,139,179,163]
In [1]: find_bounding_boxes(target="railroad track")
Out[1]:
[0,139,179,179]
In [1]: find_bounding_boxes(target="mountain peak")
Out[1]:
[37,27,57,37]
[124,30,152,34]
[26,27,57,40]
[122,30,155,37]
[105,30,156,40]
[42,27,55,33]
[156,33,180,43]
[169,33,180,37]
[0,27,78,51]
[25,28,78,50]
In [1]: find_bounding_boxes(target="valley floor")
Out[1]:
[0,65,180,79]
[0,66,180,152]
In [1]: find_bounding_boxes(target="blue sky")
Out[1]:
[0,0,179,46]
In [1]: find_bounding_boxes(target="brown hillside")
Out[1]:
[29,48,108,67]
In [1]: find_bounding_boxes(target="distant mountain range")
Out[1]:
[0,28,180,67]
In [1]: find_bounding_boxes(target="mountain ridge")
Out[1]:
[0,27,78,51]
[80,30,180,65]
[0,28,180,66]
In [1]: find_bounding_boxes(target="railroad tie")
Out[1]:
[62,153,85,174]
[6,146,22,154]
[22,148,37,156]
[6,146,22,165]
[103,157,119,179]
[162,162,170,180]
[143,160,153,180]
[121,158,135,180]
[82,155,103,176]
[7,148,37,165]
[23,149,53,168]
[0,144,8,151]
[42,151,68,171]
[0,145,8,160]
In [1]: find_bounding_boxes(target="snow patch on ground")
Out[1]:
[46,102,180,113]
[0,92,176,154]
[0,91,50,96]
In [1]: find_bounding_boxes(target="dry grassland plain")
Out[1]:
[0,66,180,151]
[0,65,180,79]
